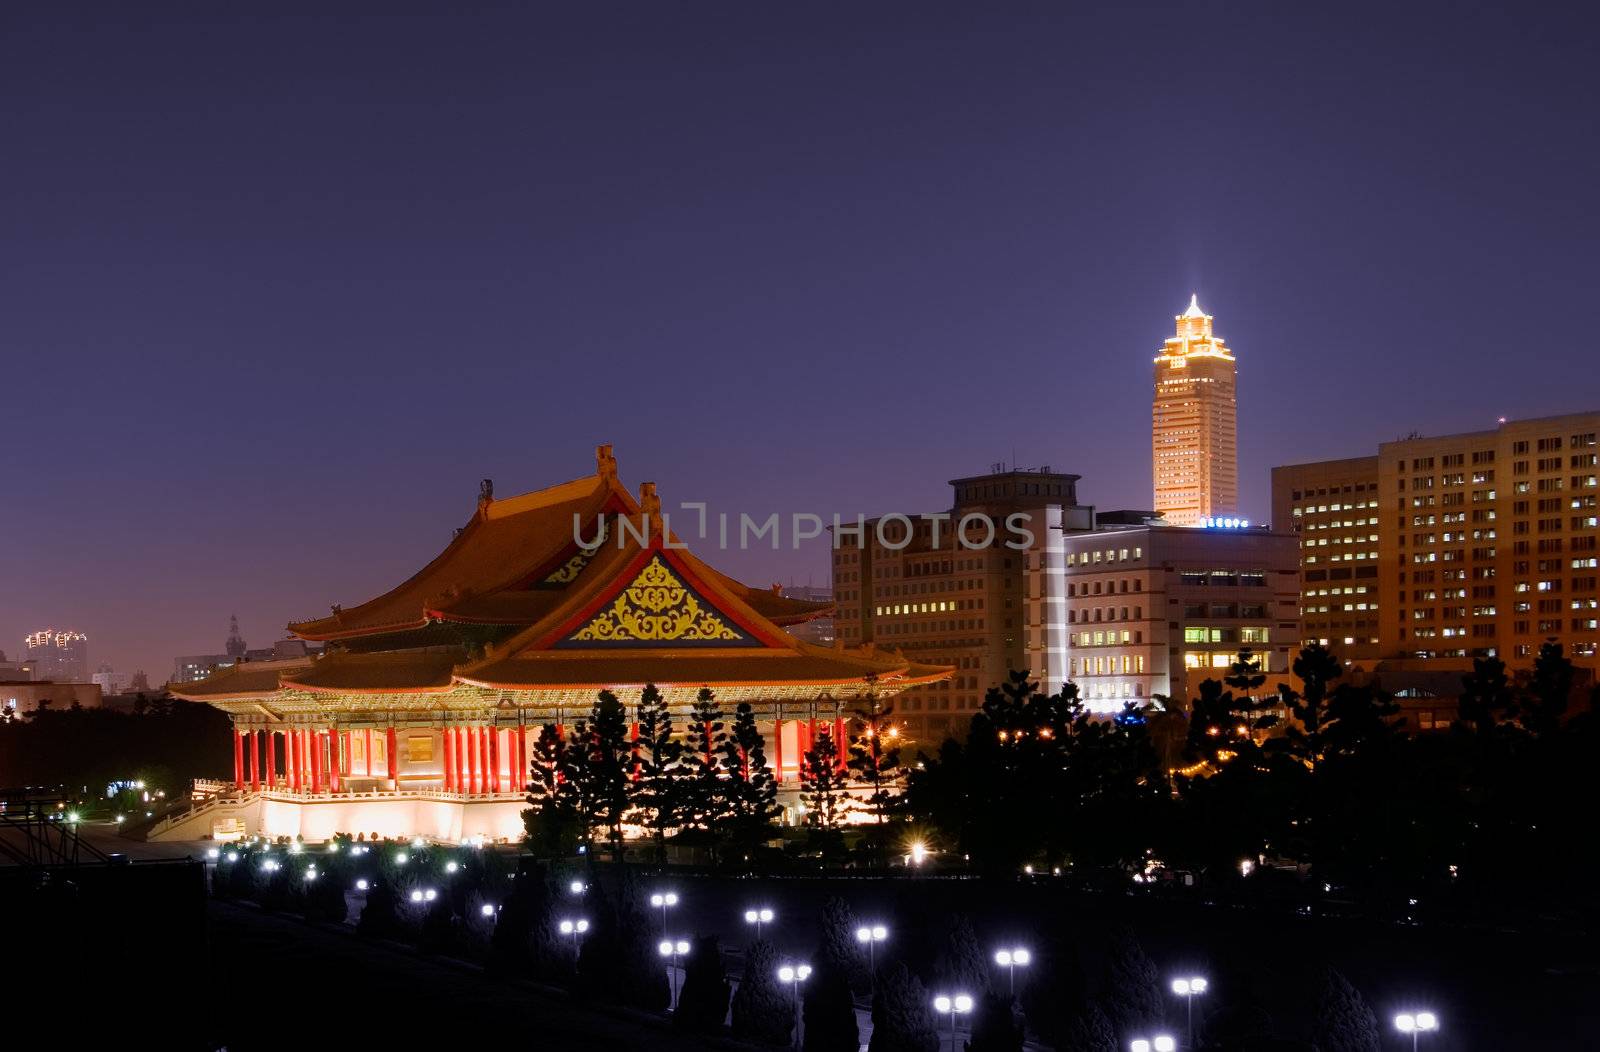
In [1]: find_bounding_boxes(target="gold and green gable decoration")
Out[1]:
[555,554,759,648]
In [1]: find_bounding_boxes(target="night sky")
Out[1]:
[4,3,1597,680]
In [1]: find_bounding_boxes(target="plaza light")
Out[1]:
[206,847,220,860]
[1171,976,1209,1047]
[650,891,679,933]
[993,947,1032,994]
[395,852,408,865]
[225,851,239,862]
[660,938,693,1011]
[1394,1011,1439,1052]
[932,994,974,1052]
[560,918,590,965]
[410,890,425,903]
[777,964,812,1050]
[744,906,775,940]
[480,903,496,918]
[1130,1038,1176,1052]
[446,860,459,873]
[569,879,586,896]
[856,924,889,981]
[909,841,928,867]
[356,879,370,891]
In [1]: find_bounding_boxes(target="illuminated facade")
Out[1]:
[157,447,948,843]
[1270,457,1384,659]
[1152,296,1238,526]
[832,466,1092,740]
[1272,412,1599,675]
[24,629,89,682]
[1064,522,1299,710]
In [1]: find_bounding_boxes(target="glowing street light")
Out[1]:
[660,938,693,1011]
[856,924,889,973]
[994,946,1032,994]
[355,879,370,891]
[932,994,974,1052]
[744,906,775,940]
[1394,1011,1439,1052]
[480,902,497,918]
[1130,1037,1176,1052]
[777,963,812,1050]
[569,879,586,896]
[909,841,929,867]
[1171,976,1208,1047]
[559,918,590,965]
[650,891,679,934]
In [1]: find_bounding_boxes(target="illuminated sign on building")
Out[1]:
[1198,516,1252,529]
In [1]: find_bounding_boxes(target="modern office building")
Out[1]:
[832,466,1094,740]
[1063,522,1300,710]
[23,629,89,682]
[1152,295,1239,526]
[173,634,325,685]
[1270,456,1384,659]
[1271,411,1599,675]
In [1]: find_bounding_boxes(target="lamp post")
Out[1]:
[558,918,589,967]
[568,879,586,896]
[650,891,679,935]
[933,994,973,1052]
[659,938,691,1011]
[1130,1037,1176,1052]
[855,924,888,983]
[1171,976,1208,1047]
[777,963,812,1051]
[1394,1011,1439,1052]
[993,947,1032,995]
[745,906,775,941]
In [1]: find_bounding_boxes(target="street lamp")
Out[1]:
[1394,1011,1439,1052]
[569,879,586,896]
[745,906,775,940]
[659,938,691,1011]
[856,924,889,980]
[1171,976,1208,1047]
[994,947,1032,995]
[559,918,589,966]
[933,993,973,1051]
[1130,1038,1176,1052]
[650,891,679,934]
[778,964,812,1051]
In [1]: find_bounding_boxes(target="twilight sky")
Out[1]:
[4,2,1597,680]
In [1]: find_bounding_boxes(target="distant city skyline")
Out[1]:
[6,4,1596,678]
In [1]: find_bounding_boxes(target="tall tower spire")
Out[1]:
[1151,296,1238,526]
[225,614,248,660]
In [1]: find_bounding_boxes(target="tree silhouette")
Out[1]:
[732,938,794,1046]
[682,688,731,839]
[847,687,902,867]
[868,961,939,1052]
[1099,929,1161,1041]
[722,700,781,860]
[522,723,581,857]
[631,684,684,864]
[1310,967,1381,1052]
[674,934,732,1033]
[800,729,850,848]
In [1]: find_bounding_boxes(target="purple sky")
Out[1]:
[4,3,1597,680]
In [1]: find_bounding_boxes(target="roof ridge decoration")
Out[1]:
[555,551,759,649]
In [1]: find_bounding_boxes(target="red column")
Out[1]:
[443,726,455,792]
[630,722,640,782]
[468,727,480,795]
[386,726,398,785]
[266,731,277,788]
[311,731,323,794]
[515,721,527,793]
[248,729,260,792]
[454,727,465,793]
[365,728,373,777]
[329,730,342,793]
[490,728,502,794]
[773,719,784,783]
[233,730,244,789]
[287,730,298,792]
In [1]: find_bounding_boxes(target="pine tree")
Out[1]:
[674,934,732,1033]
[967,991,1024,1052]
[1057,1002,1117,1052]
[487,863,546,974]
[1310,967,1381,1052]
[931,914,989,998]
[522,723,581,857]
[816,896,868,991]
[722,700,781,859]
[802,962,860,1052]
[868,961,939,1052]
[356,874,401,938]
[616,867,671,1011]
[683,688,732,839]
[733,938,795,1046]
[632,684,684,864]
[1099,930,1162,1041]
[569,690,634,860]
[846,689,903,867]
[801,730,850,846]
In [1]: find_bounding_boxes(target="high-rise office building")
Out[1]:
[1271,411,1599,675]
[832,466,1094,741]
[23,629,89,682]
[1153,295,1239,526]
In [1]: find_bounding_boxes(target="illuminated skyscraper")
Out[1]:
[1152,295,1238,526]
[24,629,89,682]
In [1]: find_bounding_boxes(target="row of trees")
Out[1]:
[904,642,1600,925]
[521,686,904,864]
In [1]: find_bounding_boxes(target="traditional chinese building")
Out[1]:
[156,447,949,843]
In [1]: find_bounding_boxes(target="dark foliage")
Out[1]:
[674,934,732,1033]
[1309,968,1380,1052]
[966,991,1024,1052]
[868,962,939,1052]
[802,962,860,1052]
[732,938,794,1046]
